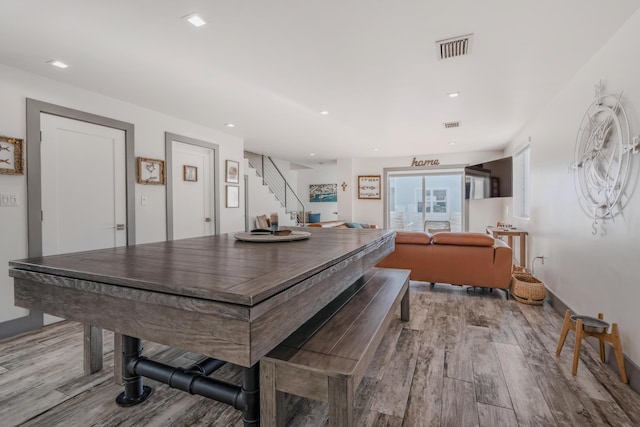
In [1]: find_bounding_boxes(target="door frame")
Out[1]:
[9,98,137,336]
[165,132,220,240]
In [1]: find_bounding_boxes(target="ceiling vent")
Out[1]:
[443,121,461,129]
[436,34,473,60]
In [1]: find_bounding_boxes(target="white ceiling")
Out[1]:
[1,0,639,167]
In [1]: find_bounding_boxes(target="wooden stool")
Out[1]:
[556,310,627,383]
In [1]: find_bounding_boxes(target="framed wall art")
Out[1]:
[0,135,24,175]
[136,157,165,185]
[226,160,239,183]
[309,183,337,202]
[183,165,198,182]
[226,185,239,208]
[358,175,381,199]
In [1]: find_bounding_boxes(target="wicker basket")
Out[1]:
[511,273,546,305]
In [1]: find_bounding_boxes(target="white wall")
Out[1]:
[505,10,640,367]
[297,164,339,222]
[0,64,244,324]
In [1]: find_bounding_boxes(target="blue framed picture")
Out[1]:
[309,183,337,203]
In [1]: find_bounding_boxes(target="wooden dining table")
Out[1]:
[9,227,395,425]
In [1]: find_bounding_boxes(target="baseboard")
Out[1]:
[0,310,43,340]
[546,289,639,393]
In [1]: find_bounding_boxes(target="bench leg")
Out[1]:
[83,325,103,374]
[260,359,286,427]
[400,286,410,322]
[328,376,354,426]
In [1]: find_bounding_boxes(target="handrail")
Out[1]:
[244,151,307,225]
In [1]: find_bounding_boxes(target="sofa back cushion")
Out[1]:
[395,231,432,245]
[431,232,495,247]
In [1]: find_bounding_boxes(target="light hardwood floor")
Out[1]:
[1,282,639,426]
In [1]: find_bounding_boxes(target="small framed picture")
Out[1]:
[226,160,239,183]
[137,157,165,185]
[226,185,239,208]
[183,165,198,182]
[0,135,24,175]
[358,175,381,199]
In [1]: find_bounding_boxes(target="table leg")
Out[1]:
[83,325,103,374]
[520,234,527,268]
[241,364,260,426]
[116,335,153,407]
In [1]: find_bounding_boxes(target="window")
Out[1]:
[387,172,462,231]
[513,145,530,218]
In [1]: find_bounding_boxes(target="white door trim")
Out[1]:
[165,132,220,240]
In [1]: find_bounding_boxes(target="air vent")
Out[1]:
[444,121,461,129]
[437,34,473,60]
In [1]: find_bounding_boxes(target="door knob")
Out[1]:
[115,224,126,230]
[205,218,211,223]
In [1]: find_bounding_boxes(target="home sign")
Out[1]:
[410,157,440,167]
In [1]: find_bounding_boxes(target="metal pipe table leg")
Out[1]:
[241,364,260,426]
[115,335,153,407]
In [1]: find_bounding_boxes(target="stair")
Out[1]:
[244,159,296,229]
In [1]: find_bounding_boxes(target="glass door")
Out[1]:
[387,172,463,232]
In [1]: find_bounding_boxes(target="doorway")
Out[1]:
[15,99,136,333]
[165,132,219,240]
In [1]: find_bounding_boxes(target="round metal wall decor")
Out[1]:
[572,82,638,232]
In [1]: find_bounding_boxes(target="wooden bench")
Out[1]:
[260,267,410,426]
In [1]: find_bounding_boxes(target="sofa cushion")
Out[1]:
[432,232,495,247]
[395,231,432,245]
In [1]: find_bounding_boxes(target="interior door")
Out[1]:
[171,140,215,239]
[40,113,127,255]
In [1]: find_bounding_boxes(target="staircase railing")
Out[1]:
[244,151,307,225]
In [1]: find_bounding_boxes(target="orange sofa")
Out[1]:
[377,231,512,297]
[306,220,377,229]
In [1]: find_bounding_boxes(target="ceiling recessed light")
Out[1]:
[448,92,460,98]
[373,148,379,152]
[310,153,316,156]
[184,13,206,27]
[320,111,329,115]
[47,60,68,69]
[225,123,235,128]
[449,142,456,146]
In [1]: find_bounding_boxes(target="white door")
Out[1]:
[40,114,127,256]
[171,140,215,239]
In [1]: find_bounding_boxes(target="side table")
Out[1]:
[487,226,528,268]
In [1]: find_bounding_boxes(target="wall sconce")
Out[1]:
[341,181,348,191]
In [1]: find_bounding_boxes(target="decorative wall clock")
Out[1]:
[571,82,639,233]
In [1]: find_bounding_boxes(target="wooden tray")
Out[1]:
[234,231,311,242]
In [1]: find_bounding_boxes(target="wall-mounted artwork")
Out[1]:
[358,175,381,199]
[309,183,337,203]
[136,157,165,185]
[183,165,198,182]
[0,135,24,175]
[226,185,239,208]
[226,160,239,183]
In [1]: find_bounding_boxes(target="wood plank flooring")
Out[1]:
[2,281,639,426]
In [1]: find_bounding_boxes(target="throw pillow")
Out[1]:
[345,222,363,228]
[256,215,270,229]
[308,213,321,223]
